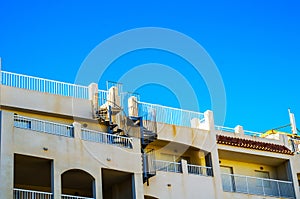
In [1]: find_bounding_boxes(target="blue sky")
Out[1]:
[0,0,299,133]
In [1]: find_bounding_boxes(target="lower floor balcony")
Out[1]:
[14,188,94,199]
[221,173,295,198]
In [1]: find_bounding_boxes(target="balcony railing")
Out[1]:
[138,101,205,128]
[221,173,295,198]
[61,194,94,199]
[1,71,89,99]
[14,115,74,137]
[154,160,182,173]
[14,188,52,199]
[81,128,133,149]
[187,164,213,176]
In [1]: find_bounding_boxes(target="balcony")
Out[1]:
[187,164,213,176]
[154,160,182,173]
[221,173,295,198]
[13,114,133,149]
[153,160,213,177]
[14,114,74,137]
[13,188,95,199]
[14,188,52,199]
[81,128,133,149]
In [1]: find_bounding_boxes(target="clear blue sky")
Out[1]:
[0,0,299,133]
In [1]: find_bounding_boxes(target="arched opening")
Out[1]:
[61,169,95,198]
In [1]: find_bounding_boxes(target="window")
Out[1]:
[255,170,270,187]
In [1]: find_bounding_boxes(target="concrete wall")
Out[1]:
[0,111,144,199]
[144,171,216,199]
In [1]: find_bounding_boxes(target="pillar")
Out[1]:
[88,83,98,118]
[128,96,138,117]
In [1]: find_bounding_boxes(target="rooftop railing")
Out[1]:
[14,115,74,137]
[154,160,182,173]
[138,101,205,128]
[81,128,133,149]
[244,130,263,137]
[187,164,213,177]
[61,194,94,199]
[216,125,263,137]
[221,173,295,198]
[14,188,52,199]
[215,125,235,133]
[1,71,89,99]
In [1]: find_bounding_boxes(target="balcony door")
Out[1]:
[220,166,235,192]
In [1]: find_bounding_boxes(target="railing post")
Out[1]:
[181,159,188,174]
[277,181,281,197]
[246,175,249,194]
[262,178,265,196]
[234,125,244,136]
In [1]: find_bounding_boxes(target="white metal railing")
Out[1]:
[221,173,295,198]
[14,115,74,137]
[1,71,89,99]
[61,194,94,199]
[154,160,182,173]
[187,164,213,176]
[138,101,205,128]
[81,128,133,149]
[14,188,52,199]
[98,89,108,106]
[215,125,235,133]
[244,130,263,137]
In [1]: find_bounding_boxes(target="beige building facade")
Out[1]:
[0,70,299,199]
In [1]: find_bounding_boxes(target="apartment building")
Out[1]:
[0,70,299,199]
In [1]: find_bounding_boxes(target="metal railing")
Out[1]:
[14,188,52,199]
[216,125,263,137]
[215,125,235,133]
[1,71,89,99]
[138,101,205,128]
[244,130,263,137]
[221,173,295,198]
[187,164,213,176]
[61,194,94,199]
[81,128,133,149]
[98,89,108,107]
[14,115,74,137]
[154,160,182,173]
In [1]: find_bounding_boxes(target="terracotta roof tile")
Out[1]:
[216,135,294,155]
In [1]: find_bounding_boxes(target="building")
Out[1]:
[0,69,300,199]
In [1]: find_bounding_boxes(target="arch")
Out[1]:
[61,169,95,198]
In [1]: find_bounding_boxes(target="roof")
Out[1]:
[216,135,294,155]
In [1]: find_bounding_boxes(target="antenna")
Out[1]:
[288,108,297,135]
